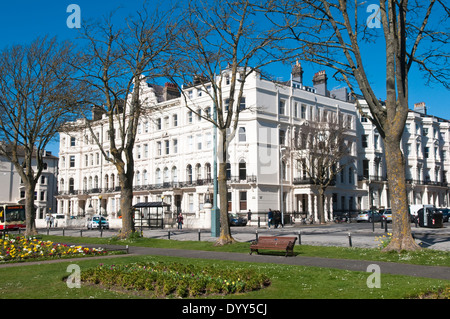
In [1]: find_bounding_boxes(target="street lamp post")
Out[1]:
[98,195,103,232]
[211,101,220,237]
[280,146,286,227]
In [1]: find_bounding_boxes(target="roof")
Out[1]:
[133,202,170,208]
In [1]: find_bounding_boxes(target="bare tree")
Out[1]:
[293,113,354,223]
[73,5,178,238]
[169,0,292,245]
[270,0,449,251]
[0,37,86,236]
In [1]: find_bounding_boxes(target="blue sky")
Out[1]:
[1,1,448,155]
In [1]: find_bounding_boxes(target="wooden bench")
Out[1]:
[250,236,297,257]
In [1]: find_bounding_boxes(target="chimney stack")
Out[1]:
[312,70,328,96]
[163,82,181,101]
[291,60,304,86]
[414,102,427,115]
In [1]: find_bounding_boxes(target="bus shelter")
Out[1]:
[133,202,170,229]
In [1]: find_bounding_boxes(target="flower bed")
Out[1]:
[81,261,271,297]
[0,235,107,262]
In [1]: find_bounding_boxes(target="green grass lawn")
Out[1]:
[0,254,448,299]
[0,235,448,299]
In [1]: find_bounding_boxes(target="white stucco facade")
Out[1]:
[56,65,450,228]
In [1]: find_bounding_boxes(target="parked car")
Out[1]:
[436,208,449,222]
[356,210,382,223]
[228,213,247,226]
[380,209,392,222]
[87,215,109,229]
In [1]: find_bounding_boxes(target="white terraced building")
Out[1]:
[56,64,362,228]
[356,100,450,210]
[56,64,449,228]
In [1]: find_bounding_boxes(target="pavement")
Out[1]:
[3,222,449,281]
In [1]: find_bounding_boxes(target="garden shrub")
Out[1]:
[81,261,270,298]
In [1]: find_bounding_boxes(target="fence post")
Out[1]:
[80,229,83,237]
[297,231,301,245]
[198,229,201,241]
[255,229,258,241]
[348,232,352,247]
[168,230,171,240]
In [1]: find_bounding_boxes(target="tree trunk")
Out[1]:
[24,183,38,236]
[118,171,136,238]
[215,129,235,245]
[382,137,421,252]
[317,187,326,224]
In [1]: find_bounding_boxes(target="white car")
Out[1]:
[380,209,392,222]
[356,211,382,223]
[87,215,109,229]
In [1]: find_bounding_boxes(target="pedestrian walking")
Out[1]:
[268,209,273,229]
[177,212,184,229]
[247,209,252,225]
[45,214,51,228]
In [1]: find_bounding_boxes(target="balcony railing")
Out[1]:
[293,177,336,186]
[358,175,387,182]
[57,175,259,195]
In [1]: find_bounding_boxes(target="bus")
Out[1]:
[0,204,26,230]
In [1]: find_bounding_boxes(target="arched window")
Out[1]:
[136,171,141,186]
[239,160,246,180]
[143,170,148,185]
[239,127,246,142]
[163,167,169,184]
[156,168,161,185]
[83,177,87,191]
[195,163,202,182]
[205,163,211,182]
[172,166,178,183]
[69,178,74,192]
[110,174,115,189]
[104,175,109,189]
[60,178,65,191]
[94,176,99,189]
[186,165,192,183]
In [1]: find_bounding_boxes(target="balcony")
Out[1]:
[57,175,260,196]
[358,175,387,182]
[293,177,336,186]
